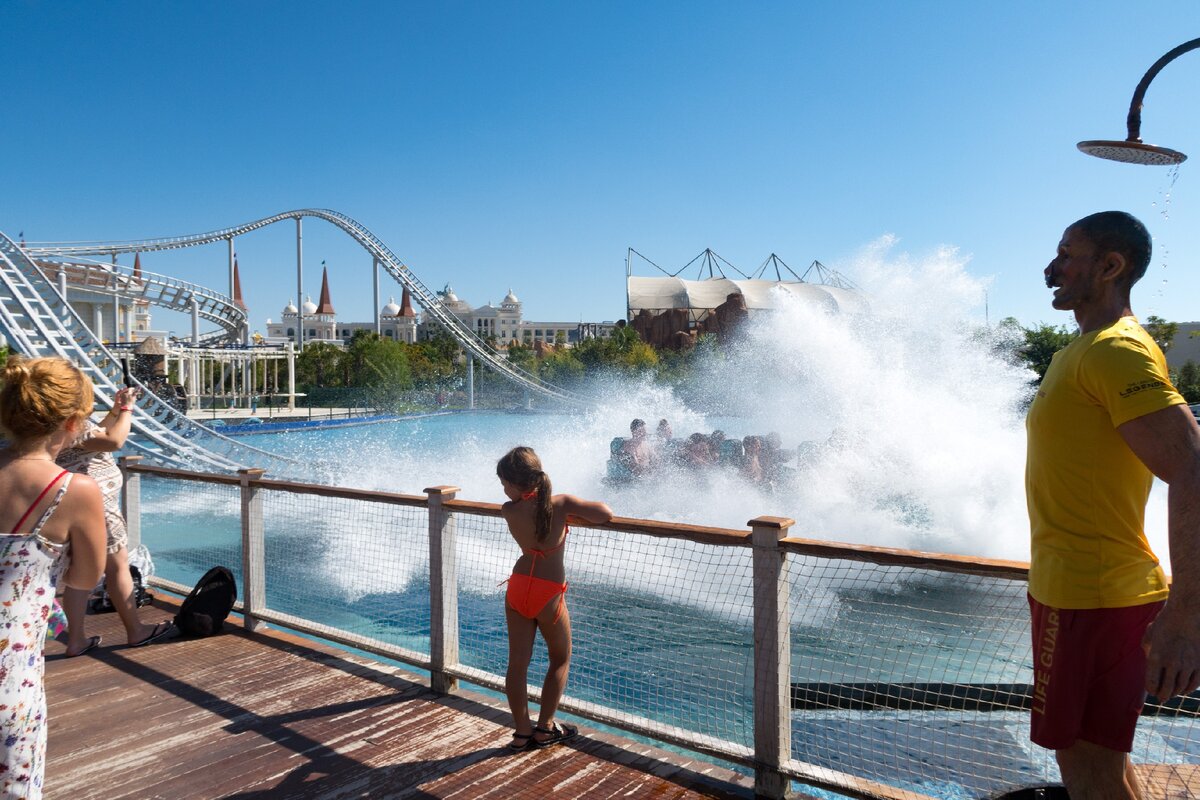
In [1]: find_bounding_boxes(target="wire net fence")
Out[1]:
[454,516,756,747]
[139,474,241,586]
[132,467,1200,799]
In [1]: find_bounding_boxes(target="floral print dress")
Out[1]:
[0,474,71,799]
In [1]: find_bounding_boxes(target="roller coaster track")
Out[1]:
[34,254,245,344]
[27,210,582,404]
[0,232,285,472]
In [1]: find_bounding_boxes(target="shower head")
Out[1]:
[1077,139,1187,166]
[1079,37,1200,167]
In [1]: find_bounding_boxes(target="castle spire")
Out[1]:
[133,252,143,280]
[399,285,415,317]
[232,256,247,310]
[315,265,335,315]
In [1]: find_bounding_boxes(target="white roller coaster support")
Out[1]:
[34,255,246,345]
[28,209,583,405]
[0,233,286,473]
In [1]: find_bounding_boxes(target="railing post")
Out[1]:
[426,485,461,695]
[750,515,795,800]
[239,468,267,632]
[118,455,143,552]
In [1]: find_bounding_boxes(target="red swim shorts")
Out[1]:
[1028,594,1164,753]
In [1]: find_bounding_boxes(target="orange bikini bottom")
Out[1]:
[506,572,567,620]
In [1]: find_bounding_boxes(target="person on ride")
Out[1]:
[619,419,651,476]
[649,418,673,471]
[742,435,765,484]
[0,355,107,797]
[497,446,612,752]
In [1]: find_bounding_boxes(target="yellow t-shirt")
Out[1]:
[1026,316,1183,609]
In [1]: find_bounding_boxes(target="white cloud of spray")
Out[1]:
[289,236,1180,611]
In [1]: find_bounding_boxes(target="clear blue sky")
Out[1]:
[5,2,1199,335]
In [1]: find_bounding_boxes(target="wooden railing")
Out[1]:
[119,456,1035,800]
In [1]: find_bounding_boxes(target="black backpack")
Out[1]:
[88,565,154,614]
[174,566,238,638]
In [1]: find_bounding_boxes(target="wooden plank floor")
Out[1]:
[42,598,755,800]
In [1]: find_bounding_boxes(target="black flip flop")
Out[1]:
[131,621,173,647]
[532,722,578,748]
[65,635,101,657]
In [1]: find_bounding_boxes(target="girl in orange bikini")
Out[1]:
[497,446,612,752]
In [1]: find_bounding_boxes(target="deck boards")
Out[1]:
[42,599,754,799]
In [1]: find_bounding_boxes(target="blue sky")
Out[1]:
[5,2,1200,336]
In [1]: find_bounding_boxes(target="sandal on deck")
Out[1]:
[507,732,536,752]
[533,722,578,748]
[130,621,173,648]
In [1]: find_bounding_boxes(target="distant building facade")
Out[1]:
[264,271,615,349]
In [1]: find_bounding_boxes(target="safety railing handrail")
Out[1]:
[122,459,1039,800]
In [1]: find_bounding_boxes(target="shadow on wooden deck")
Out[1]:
[43,597,755,800]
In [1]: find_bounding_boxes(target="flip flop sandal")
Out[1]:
[66,636,101,657]
[507,732,535,752]
[532,722,578,747]
[131,621,173,647]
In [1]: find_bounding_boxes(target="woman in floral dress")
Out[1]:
[0,356,107,797]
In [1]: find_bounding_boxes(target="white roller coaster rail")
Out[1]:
[0,232,285,472]
[34,254,246,345]
[28,209,583,404]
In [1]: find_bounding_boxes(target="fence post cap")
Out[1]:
[238,468,267,478]
[118,455,144,466]
[425,485,461,496]
[747,516,795,530]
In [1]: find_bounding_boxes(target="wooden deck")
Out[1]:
[42,597,755,800]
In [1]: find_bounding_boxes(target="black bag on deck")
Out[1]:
[175,566,237,638]
[88,565,154,614]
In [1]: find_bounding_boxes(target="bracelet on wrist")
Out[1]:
[119,406,134,412]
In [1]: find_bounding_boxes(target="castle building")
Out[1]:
[265,277,614,349]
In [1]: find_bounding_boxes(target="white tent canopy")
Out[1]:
[627,276,868,316]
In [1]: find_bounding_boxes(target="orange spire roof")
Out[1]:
[399,286,415,317]
[232,256,247,311]
[133,252,142,280]
[316,266,335,315]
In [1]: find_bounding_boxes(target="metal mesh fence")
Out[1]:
[258,490,430,651]
[139,474,241,589]
[132,467,1200,799]
[454,516,756,747]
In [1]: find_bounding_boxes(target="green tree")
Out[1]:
[1143,315,1179,354]
[506,342,536,374]
[1020,323,1078,383]
[538,348,584,385]
[296,341,344,388]
[1175,360,1200,404]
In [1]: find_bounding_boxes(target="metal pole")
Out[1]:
[373,256,381,336]
[228,237,235,300]
[191,297,201,346]
[467,352,475,410]
[296,217,305,350]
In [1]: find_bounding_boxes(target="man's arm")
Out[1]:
[1118,403,1200,698]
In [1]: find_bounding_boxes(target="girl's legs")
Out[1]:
[505,602,538,745]
[106,545,164,645]
[533,598,572,741]
[62,584,95,656]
